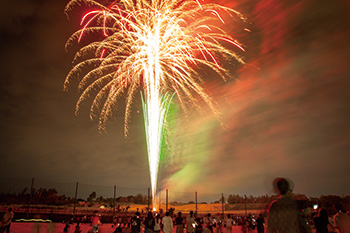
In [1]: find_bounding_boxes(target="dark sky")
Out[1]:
[0,0,349,201]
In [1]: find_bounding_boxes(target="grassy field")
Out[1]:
[1,203,269,217]
[9,222,255,233]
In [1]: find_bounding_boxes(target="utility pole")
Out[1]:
[195,191,198,215]
[221,193,224,216]
[244,194,247,217]
[26,178,34,219]
[113,185,116,217]
[166,189,168,212]
[73,182,79,220]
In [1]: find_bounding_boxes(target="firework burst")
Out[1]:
[64,0,245,207]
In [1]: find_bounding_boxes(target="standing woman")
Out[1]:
[144,211,155,233]
[224,214,233,233]
[314,209,334,233]
[154,214,162,233]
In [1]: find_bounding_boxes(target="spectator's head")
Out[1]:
[8,207,12,212]
[165,212,170,216]
[319,209,329,222]
[148,211,153,218]
[335,203,344,213]
[178,212,182,217]
[274,178,290,195]
[135,212,140,216]
[190,211,193,217]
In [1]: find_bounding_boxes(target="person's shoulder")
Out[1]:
[269,199,279,208]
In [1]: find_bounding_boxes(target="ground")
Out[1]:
[9,222,318,233]
[10,222,253,233]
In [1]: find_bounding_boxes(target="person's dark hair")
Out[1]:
[276,178,289,195]
[227,214,231,218]
[8,208,12,212]
[335,203,344,213]
[319,209,329,223]
[190,211,193,217]
[147,211,153,218]
[208,213,211,217]
[165,212,170,216]
[178,212,182,216]
[135,212,140,216]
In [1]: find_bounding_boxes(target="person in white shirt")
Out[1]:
[162,212,174,233]
[154,214,162,233]
[224,214,233,233]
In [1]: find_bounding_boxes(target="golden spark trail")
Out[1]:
[64,0,245,208]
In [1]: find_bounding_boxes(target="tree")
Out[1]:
[87,191,97,202]
[127,195,134,203]
[227,194,242,204]
[96,195,104,202]
[134,194,145,204]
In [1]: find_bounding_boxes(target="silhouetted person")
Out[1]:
[194,218,203,233]
[186,211,195,233]
[131,212,142,233]
[267,178,302,233]
[204,213,213,233]
[0,208,13,233]
[175,212,184,233]
[91,210,101,233]
[314,209,332,233]
[144,211,155,233]
[74,223,82,233]
[63,222,70,233]
[257,213,265,233]
[114,223,123,233]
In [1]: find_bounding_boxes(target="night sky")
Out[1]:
[0,0,349,200]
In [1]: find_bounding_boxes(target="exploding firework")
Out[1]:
[64,0,245,207]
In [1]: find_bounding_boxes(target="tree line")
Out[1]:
[0,188,349,210]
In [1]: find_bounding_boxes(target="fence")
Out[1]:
[0,177,263,221]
